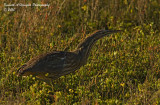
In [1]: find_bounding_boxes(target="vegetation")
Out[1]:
[0,0,160,104]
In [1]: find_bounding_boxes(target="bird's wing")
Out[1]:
[25,51,80,72]
[18,51,80,79]
[26,51,68,73]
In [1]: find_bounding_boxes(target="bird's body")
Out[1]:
[18,30,120,80]
[19,51,83,79]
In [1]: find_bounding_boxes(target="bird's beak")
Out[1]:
[105,30,121,34]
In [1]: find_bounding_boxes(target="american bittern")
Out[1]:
[18,30,120,80]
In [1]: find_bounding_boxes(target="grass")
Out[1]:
[0,0,160,104]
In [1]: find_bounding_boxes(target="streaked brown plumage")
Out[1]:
[18,30,120,80]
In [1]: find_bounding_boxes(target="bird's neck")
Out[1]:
[74,30,110,62]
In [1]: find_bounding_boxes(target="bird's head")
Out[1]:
[101,29,121,34]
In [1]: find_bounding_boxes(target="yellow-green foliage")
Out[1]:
[0,0,160,104]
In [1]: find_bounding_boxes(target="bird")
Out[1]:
[17,30,120,81]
